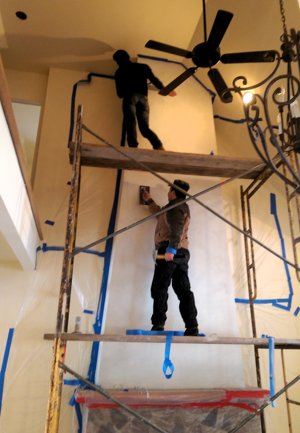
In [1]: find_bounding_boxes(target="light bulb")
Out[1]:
[243,92,255,105]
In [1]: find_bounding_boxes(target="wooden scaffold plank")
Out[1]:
[69,142,266,179]
[44,333,300,349]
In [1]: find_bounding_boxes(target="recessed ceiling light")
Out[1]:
[15,11,27,20]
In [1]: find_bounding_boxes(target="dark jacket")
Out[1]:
[148,198,190,250]
[114,61,163,98]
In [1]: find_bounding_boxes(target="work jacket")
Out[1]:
[148,198,190,251]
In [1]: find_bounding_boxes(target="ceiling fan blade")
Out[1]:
[207,10,233,49]
[221,50,277,63]
[145,40,192,58]
[159,67,197,95]
[208,68,232,103]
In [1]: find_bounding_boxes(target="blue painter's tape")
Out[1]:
[235,298,290,305]
[83,309,94,315]
[37,242,105,258]
[44,220,55,226]
[163,334,174,379]
[0,328,14,414]
[270,193,277,215]
[166,247,177,255]
[127,330,207,380]
[294,307,300,316]
[268,336,276,407]
[88,170,123,383]
[126,329,206,337]
[235,193,294,312]
[64,379,81,386]
[269,193,293,311]
[69,393,76,406]
[75,248,105,257]
[261,334,276,407]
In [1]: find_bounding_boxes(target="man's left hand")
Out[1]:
[165,252,174,261]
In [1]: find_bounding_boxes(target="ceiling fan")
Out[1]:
[145,1,277,103]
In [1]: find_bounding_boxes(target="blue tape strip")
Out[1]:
[83,309,94,315]
[0,328,14,414]
[265,335,276,407]
[36,243,105,258]
[126,329,206,380]
[166,247,177,254]
[163,334,174,379]
[44,219,55,226]
[69,393,76,406]
[294,306,300,316]
[126,329,206,337]
[235,193,294,312]
[235,298,290,304]
[88,170,122,382]
[270,193,293,311]
[64,379,81,386]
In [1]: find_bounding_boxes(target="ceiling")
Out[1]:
[0,0,299,81]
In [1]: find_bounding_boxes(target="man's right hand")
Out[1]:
[143,190,151,202]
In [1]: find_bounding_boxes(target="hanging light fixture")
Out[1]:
[231,0,300,192]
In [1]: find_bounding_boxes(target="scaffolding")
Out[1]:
[241,161,300,433]
[44,106,300,433]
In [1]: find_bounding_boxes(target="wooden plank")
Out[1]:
[44,333,300,349]
[69,142,266,179]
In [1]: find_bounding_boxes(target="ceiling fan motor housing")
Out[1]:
[192,43,221,68]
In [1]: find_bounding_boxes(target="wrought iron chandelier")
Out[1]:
[231,0,300,192]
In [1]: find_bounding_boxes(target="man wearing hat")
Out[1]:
[143,179,199,336]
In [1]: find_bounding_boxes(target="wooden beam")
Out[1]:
[69,142,266,179]
[44,333,300,349]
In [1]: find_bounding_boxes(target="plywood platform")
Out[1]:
[69,142,266,179]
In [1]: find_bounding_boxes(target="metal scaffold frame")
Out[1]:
[240,161,300,433]
[44,105,300,433]
[45,106,82,433]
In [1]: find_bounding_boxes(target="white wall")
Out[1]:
[0,102,40,269]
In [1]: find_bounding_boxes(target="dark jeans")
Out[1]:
[122,94,163,149]
[150,247,198,328]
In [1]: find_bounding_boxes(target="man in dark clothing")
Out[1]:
[143,179,199,336]
[113,49,175,150]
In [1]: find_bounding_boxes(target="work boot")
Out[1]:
[184,326,199,336]
[151,324,164,331]
[155,145,165,150]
